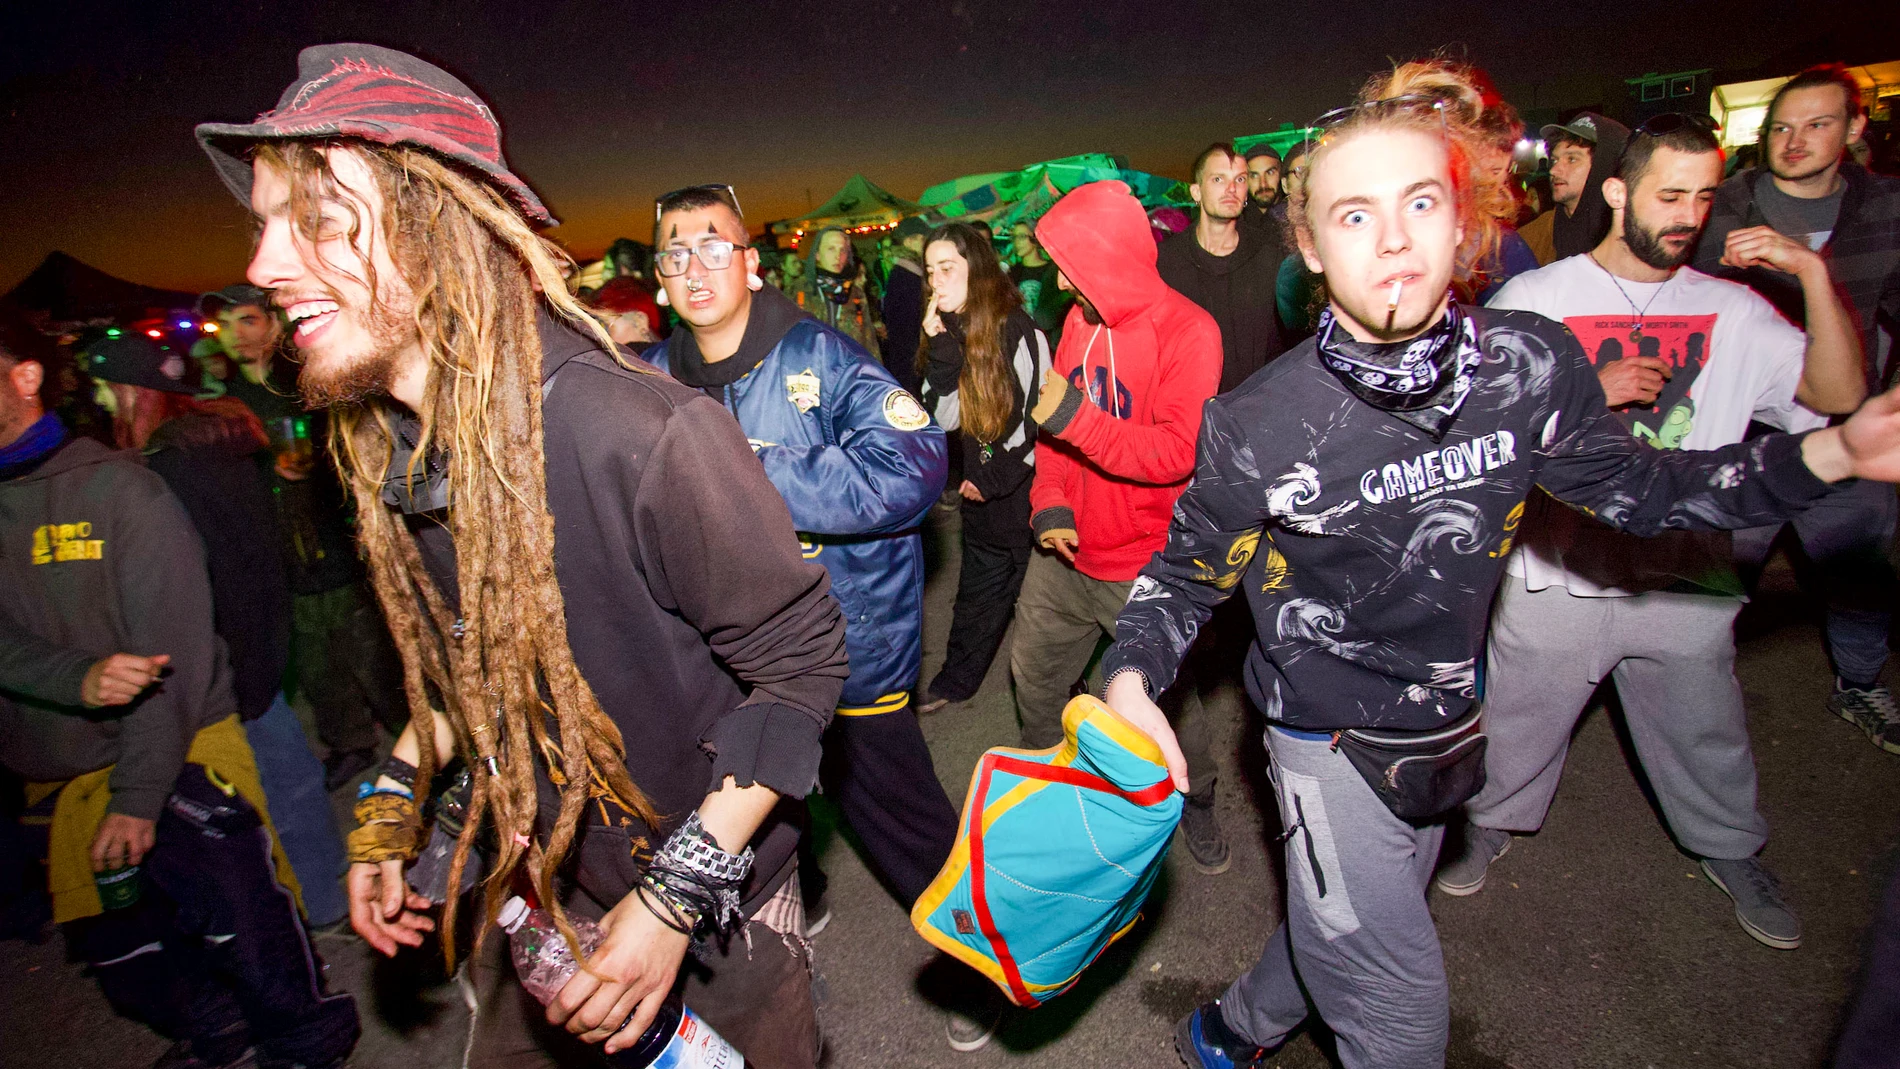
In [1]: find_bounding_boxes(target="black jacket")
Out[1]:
[1695,162,1900,390]
[1104,305,1835,733]
[142,410,292,723]
[1156,222,1288,392]
[223,364,364,596]
[388,311,849,914]
[919,309,1049,546]
[1552,115,1631,261]
[881,259,926,396]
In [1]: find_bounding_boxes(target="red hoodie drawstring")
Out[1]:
[1078,324,1121,419]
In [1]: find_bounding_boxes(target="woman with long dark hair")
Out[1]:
[916,223,1051,713]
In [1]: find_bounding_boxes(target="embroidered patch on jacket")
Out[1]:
[883,388,931,431]
[785,369,822,413]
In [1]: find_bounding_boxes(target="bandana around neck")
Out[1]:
[1315,299,1480,439]
[813,268,853,308]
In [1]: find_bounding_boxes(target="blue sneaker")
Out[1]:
[1175,1002,1265,1069]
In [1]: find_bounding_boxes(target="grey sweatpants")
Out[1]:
[1468,579,1768,861]
[1221,726,1449,1069]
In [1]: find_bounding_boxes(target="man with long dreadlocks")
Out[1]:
[196,44,850,1068]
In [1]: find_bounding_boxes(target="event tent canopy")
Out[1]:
[771,174,924,240]
[918,154,1190,234]
[1234,124,1320,159]
[4,251,199,328]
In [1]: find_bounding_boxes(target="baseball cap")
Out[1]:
[196,283,273,318]
[1540,113,1602,145]
[80,333,201,395]
[894,216,931,240]
[1242,142,1283,163]
[195,43,555,227]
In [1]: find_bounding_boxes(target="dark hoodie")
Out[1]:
[387,311,849,915]
[1156,217,1288,392]
[795,226,881,358]
[1029,181,1224,581]
[1551,113,1631,261]
[1,436,235,821]
[141,403,292,723]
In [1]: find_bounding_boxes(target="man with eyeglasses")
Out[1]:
[643,186,972,1038]
[1437,115,1865,951]
[1696,63,1900,757]
[1158,144,1289,395]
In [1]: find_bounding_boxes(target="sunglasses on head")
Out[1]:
[1306,92,1452,150]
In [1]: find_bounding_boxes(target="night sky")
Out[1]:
[0,0,1887,294]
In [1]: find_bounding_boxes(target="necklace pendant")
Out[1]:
[1629,327,1644,344]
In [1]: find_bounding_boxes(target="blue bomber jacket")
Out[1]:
[1103,304,1838,734]
[649,287,949,712]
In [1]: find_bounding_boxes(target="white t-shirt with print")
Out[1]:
[1486,254,1826,597]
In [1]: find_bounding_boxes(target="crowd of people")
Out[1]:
[2,38,1899,1069]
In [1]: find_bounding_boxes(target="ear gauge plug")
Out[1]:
[655,288,670,307]
[747,272,764,291]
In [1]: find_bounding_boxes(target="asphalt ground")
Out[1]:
[2,504,1896,1069]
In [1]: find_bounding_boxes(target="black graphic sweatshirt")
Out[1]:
[1103,305,1836,733]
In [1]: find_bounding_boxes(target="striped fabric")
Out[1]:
[197,43,554,226]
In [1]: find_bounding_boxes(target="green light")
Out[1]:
[105,328,122,337]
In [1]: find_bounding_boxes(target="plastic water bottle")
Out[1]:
[497,896,743,1068]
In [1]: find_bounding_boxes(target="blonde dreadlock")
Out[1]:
[255,141,662,966]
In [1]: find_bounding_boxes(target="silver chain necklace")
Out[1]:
[1587,253,1673,344]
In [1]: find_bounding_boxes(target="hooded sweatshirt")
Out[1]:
[1029,181,1224,582]
[1,436,235,821]
[1157,217,1288,392]
[140,403,292,722]
[1551,113,1632,261]
[796,226,882,358]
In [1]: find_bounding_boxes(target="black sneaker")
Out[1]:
[1179,792,1231,875]
[322,747,376,792]
[1828,681,1900,755]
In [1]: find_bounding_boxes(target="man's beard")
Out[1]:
[1251,188,1280,208]
[1077,295,1103,325]
[1623,211,1700,270]
[297,297,415,407]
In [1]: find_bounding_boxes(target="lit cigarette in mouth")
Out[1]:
[1387,278,1405,311]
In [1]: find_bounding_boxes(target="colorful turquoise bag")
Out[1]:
[911,695,1182,1007]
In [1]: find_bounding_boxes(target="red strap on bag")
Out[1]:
[965,754,1175,1006]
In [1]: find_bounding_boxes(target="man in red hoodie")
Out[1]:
[1009,180,1229,871]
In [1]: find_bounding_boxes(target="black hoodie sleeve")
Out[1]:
[1532,328,1835,534]
[1102,399,1266,696]
[919,327,965,428]
[964,321,1045,503]
[634,394,850,799]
